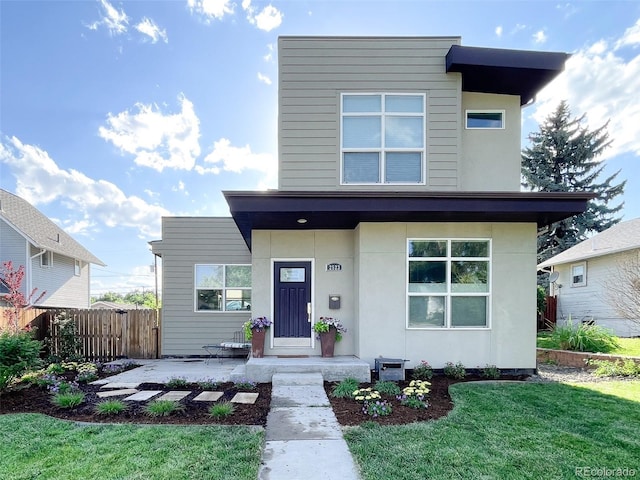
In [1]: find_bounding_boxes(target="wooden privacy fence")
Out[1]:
[0,307,160,361]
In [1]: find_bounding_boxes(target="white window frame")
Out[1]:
[40,251,52,268]
[406,238,492,329]
[465,110,505,129]
[340,92,426,185]
[571,262,587,287]
[74,259,81,276]
[194,264,251,313]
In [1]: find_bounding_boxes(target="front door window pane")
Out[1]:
[409,296,445,327]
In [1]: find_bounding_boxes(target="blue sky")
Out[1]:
[1,0,639,297]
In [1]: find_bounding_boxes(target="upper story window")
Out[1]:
[407,239,491,329]
[465,110,505,129]
[74,259,81,276]
[341,93,425,185]
[195,264,251,312]
[40,251,52,268]
[571,262,586,287]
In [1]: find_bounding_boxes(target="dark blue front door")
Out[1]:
[274,261,311,338]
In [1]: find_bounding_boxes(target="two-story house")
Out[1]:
[0,189,105,309]
[151,36,592,372]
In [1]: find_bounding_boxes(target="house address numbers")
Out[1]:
[326,263,342,272]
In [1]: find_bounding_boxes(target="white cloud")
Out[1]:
[615,18,640,49]
[244,2,283,32]
[257,72,272,85]
[495,26,503,38]
[264,43,275,62]
[196,138,277,187]
[511,24,526,35]
[188,0,234,21]
[135,17,168,44]
[86,0,129,35]
[530,18,640,161]
[533,30,547,44]
[0,136,170,238]
[172,181,189,195]
[98,94,201,172]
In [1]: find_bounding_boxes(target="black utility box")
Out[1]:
[374,357,406,381]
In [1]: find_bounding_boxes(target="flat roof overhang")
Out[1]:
[446,45,570,106]
[224,191,595,249]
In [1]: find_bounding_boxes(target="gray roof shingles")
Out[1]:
[539,218,640,268]
[0,189,105,266]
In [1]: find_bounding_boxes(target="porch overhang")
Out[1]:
[445,45,569,106]
[223,191,594,249]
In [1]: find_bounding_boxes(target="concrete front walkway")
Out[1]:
[259,373,361,480]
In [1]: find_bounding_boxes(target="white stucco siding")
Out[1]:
[460,92,522,191]
[356,222,538,369]
[552,251,640,337]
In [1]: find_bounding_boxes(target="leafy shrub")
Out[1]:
[444,361,466,379]
[330,377,359,398]
[480,364,500,379]
[51,391,85,408]
[411,360,433,380]
[144,400,184,417]
[95,399,128,415]
[0,330,42,391]
[166,377,189,389]
[551,322,619,353]
[209,401,235,418]
[362,400,392,417]
[373,380,401,396]
[45,312,82,362]
[46,363,66,375]
[588,359,640,377]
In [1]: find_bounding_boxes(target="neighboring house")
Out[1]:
[0,189,105,308]
[538,218,640,337]
[151,36,592,371]
[91,301,151,310]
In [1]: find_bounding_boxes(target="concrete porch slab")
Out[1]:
[236,356,371,383]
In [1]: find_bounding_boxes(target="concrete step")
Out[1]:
[272,372,324,386]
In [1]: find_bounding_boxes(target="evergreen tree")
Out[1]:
[522,101,625,264]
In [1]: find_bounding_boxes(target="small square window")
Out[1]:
[40,251,52,268]
[571,262,586,287]
[466,110,504,129]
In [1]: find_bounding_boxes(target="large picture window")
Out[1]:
[195,264,251,312]
[407,239,491,328]
[341,93,425,184]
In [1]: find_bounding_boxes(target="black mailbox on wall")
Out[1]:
[329,295,341,309]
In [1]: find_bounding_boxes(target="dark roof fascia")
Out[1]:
[224,190,595,249]
[446,45,569,106]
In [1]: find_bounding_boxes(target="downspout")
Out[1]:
[28,248,46,306]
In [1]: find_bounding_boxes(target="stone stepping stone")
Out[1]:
[97,388,139,399]
[124,390,162,401]
[158,391,190,401]
[231,392,259,404]
[193,391,224,402]
[100,382,140,390]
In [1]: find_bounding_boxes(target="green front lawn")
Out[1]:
[344,381,640,480]
[0,415,262,480]
[537,332,640,356]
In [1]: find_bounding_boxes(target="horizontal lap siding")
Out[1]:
[154,218,252,356]
[278,36,461,191]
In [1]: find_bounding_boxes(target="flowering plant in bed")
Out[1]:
[243,316,272,340]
